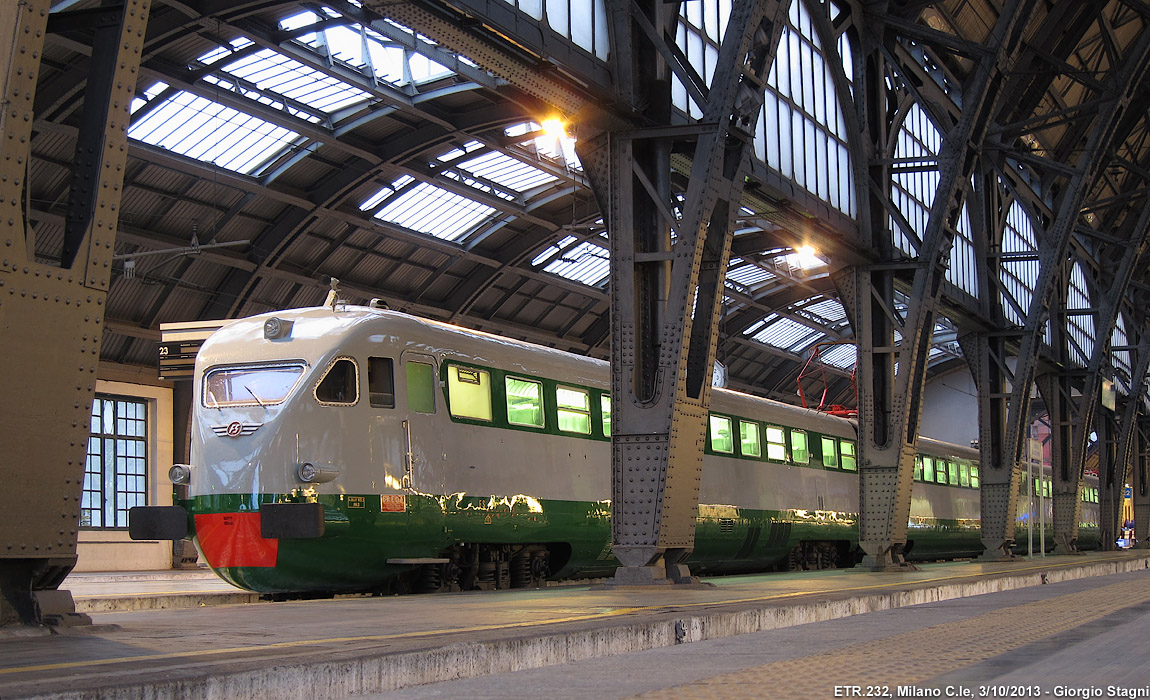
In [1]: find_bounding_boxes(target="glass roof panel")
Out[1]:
[536,235,610,286]
[129,88,300,175]
[215,47,371,114]
[374,181,498,242]
[727,261,777,290]
[456,151,558,193]
[747,315,823,352]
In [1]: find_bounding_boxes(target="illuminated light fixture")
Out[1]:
[169,464,192,485]
[541,117,567,140]
[792,244,824,270]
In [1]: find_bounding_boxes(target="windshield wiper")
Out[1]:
[244,385,266,408]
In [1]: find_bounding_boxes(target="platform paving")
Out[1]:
[1,552,1146,700]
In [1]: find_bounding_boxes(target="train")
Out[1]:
[130,302,1100,594]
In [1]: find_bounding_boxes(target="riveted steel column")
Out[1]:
[1035,372,1083,553]
[1096,408,1120,550]
[958,331,1021,559]
[1133,418,1150,549]
[580,0,782,584]
[0,0,149,626]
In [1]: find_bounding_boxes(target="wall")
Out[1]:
[919,368,980,448]
[74,372,175,572]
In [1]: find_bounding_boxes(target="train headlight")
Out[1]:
[169,464,192,485]
[264,317,294,340]
[296,462,340,484]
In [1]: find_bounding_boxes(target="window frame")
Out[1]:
[709,414,735,454]
[446,364,493,421]
[505,375,545,428]
[314,356,360,406]
[556,384,592,435]
[82,394,148,530]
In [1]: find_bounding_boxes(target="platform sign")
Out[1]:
[158,319,230,380]
[1126,487,1133,499]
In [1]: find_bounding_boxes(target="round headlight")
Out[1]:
[169,464,192,485]
[297,462,317,482]
[264,317,282,338]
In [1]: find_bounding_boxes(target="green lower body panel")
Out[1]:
[182,493,1094,593]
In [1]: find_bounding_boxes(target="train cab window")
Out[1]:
[969,465,979,488]
[315,358,358,405]
[709,415,734,453]
[557,386,592,434]
[790,430,809,465]
[739,420,761,458]
[948,461,959,486]
[447,365,492,421]
[601,394,612,437]
[821,436,838,469]
[506,376,544,427]
[405,361,436,414]
[368,357,395,408]
[840,440,857,470]
[922,456,935,482]
[203,362,305,408]
[765,426,787,462]
[958,463,970,487]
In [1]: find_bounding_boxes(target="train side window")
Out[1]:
[935,459,947,485]
[368,357,395,408]
[447,365,492,421]
[914,455,923,481]
[709,415,734,453]
[764,426,786,461]
[405,361,436,414]
[739,420,761,458]
[840,440,857,470]
[601,394,612,437]
[790,430,809,465]
[506,376,544,427]
[970,465,979,488]
[821,436,838,469]
[557,386,591,434]
[958,463,970,487]
[315,358,358,405]
[922,456,935,482]
[948,461,959,486]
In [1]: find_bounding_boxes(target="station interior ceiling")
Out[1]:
[26,0,1150,411]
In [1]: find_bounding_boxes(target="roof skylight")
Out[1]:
[129,85,301,175]
[373,181,497,242]
[534,235,610,286]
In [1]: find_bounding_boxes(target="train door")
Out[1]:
[400,352,443,494]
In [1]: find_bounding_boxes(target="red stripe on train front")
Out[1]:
[194,512,279,568]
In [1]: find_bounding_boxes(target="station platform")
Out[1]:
[2,551,1148,700]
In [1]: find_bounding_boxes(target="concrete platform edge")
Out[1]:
[22,556,1150,700]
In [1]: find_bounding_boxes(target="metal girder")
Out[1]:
[1109,326,1150,548]
[1005,22,1150,439]
[842,0,1039,570]
[1034,371,1084,553]
[1134,416,1150,549]
[1096,405,1121,550]
[573,0,784,586]
[957,330,1022,559]
[0,0,149,627]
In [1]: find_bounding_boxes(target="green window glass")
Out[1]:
[790,430,809,465]
[841,440,857,470]
[970,465,979,488]
[506,376,544,427]
[601,394,612,437]
[739,420,761,458]
[922,456,935,482]
[765,426,787,461]
[709,415,734,454]
[821,436,838,468]
[405,361,435,414]
[959,463,970,487]
[948,461,959,486]
[447,365,492,421]
[914,455,923,481]
[557,386,591,434]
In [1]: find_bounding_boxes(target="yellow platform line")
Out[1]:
[630,576,1150,699]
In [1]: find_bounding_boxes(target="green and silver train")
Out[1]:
[131,304,1100,594]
